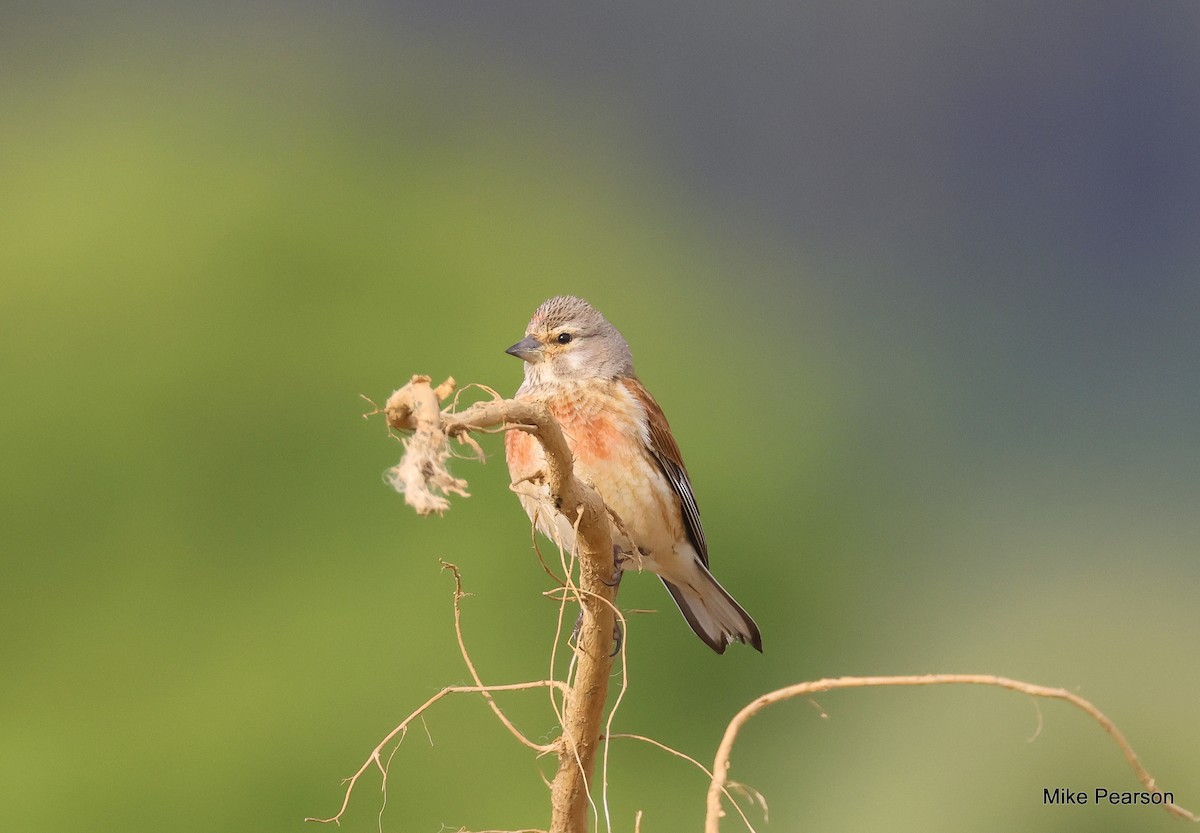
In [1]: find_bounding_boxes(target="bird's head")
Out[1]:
[506,295,635,384]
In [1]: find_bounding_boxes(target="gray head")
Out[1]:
[506,295,636,383]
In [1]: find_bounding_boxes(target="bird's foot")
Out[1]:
[603,544,631,586]
[569,610,625,656]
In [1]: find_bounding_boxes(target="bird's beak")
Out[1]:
[505,335,544,363]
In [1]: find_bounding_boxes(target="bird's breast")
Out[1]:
[504,380,682,562]
[505,381,631,479]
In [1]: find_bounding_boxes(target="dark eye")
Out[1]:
[556,332,573,344]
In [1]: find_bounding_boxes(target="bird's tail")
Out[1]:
[661,563,762,654]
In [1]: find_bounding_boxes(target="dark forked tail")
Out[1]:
[661,563,762,654]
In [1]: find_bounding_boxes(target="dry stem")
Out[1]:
[385,376,618,833]
[382,375,468,514]
[305,679,567,825]
[443,560,556,754]
[704,673,1197,831]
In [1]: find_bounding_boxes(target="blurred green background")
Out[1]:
[3,4,1197,832]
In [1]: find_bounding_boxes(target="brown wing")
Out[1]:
[621,377,708,567]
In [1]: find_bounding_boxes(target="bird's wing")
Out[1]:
[621,377,708,567]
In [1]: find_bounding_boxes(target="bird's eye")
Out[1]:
[556,332,573,344]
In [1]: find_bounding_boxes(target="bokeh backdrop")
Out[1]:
[3,3,1197,832]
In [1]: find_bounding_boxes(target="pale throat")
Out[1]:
[522,351,591,386]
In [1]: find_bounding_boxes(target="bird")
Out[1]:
[503,295,762,654]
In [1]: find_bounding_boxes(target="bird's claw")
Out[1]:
[569,610,625,656]
[610,620,624,656]
[602,543,627,587]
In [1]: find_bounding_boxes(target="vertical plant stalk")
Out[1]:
[385,376,616,833]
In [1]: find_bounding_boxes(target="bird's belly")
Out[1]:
[577,452,680,560]
[506,412,683,573]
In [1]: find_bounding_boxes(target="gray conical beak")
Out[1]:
[505,335,544,363]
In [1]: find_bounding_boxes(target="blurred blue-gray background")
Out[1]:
[2,3,1197,832]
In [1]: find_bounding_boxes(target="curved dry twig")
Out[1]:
[704,674,1197,831]
[306,679,568,826]
[606,733,758,833]
[441,560,556,755]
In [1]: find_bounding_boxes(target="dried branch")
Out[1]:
[705,674,1198,831]
[384,376,618,833]
[605,733,759,833]
[305,679,567,826]
[442,560,556,755]
[383,375,468,514]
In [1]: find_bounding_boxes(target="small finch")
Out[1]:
[504,295,762,654]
